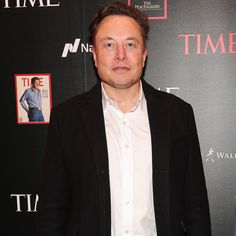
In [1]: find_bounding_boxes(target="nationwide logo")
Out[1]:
[205,147,236,163]
[128,0,167,20]
[2,0,60,8]
[62,38,92,58]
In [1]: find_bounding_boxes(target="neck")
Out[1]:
[102,81,141,113]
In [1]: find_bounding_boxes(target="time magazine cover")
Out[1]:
[15,73,52,124]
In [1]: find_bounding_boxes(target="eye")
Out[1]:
[104,42,114,48]
[126,42,136,48]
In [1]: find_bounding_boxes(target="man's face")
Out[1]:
[32,79,40,89]
[92,15,147,89]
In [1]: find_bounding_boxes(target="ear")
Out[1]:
[92,46,98,67]
[142,49,147,67]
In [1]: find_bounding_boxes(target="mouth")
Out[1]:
[112,66,130,73]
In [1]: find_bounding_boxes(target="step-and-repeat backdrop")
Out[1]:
[2,0,236,235]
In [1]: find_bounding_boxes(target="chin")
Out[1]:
[108,79,138,89]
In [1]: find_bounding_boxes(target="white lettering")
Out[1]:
[33,194,39,212]
[157,87,180,96]
[216,152,236,159]
[4,0,60,8]
[81,43,91,52]
[10,194,25,212]
[217,152,225,158]
[4,0,10,8]
[231,153,236,158]
[16,0,22,8]
[26,194,32,212]
[10,194,39,212]
[23,0,44,7]
[166,87,180,96]
[46,0,60,7]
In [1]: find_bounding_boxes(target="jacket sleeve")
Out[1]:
[37,108,69,236]
[184,104,212,236]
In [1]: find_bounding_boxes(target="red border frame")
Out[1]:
[128,0,168,20]
[14,73,52,125]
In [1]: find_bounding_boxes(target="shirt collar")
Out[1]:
[101,81,146,113]
[31,87,40,93]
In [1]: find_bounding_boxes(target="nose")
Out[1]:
[115,45,127,61]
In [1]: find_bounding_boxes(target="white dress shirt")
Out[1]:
[102,82,157,236]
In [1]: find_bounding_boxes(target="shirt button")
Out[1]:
[125,229,129,234]
[123,121,126,125]
[125,144,129,148]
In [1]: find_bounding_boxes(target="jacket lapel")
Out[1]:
[79,84,111,236]
[143,80,171,236]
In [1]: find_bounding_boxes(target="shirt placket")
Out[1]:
[120,113,133,236]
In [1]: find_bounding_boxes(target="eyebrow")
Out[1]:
[100,37,140,42]
[100,37,114,42]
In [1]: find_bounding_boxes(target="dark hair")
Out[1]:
[89,1,149,47]
[31,77,40,85]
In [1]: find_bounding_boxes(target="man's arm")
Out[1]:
[184,105,211,236]
[37,109,69,236]
[19,90,29,113]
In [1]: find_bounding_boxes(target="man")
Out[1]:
[37,2,211,236]
[20,76,44,122]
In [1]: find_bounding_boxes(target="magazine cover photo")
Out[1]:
[15,73,52,124]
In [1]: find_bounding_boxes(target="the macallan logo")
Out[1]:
[62,38,92,58]
[178,33,236,55]
[205,148,236,163]
[134,1,161,10]
[3,0,60,8]
[128,0,167,20]
[11,194,39,212]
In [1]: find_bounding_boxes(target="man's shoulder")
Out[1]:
[24,87,32,93]
[143,80,191,109]
[143,81,195,125]
[52,83,100,113]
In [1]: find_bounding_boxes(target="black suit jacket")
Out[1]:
[37,80,211,236]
